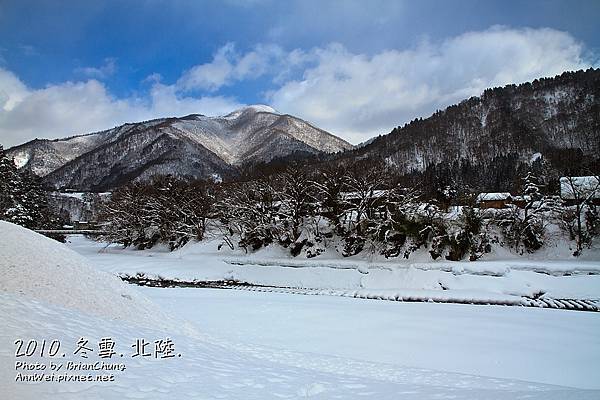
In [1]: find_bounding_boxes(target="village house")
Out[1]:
[476,192,512,209]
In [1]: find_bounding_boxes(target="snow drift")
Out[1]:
[0,221,171,328]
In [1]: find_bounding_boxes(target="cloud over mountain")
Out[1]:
[0,27,594,147]
[268,27,593,143]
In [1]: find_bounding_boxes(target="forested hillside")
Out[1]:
[341,68,600,194]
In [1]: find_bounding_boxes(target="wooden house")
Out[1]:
[476,192,512,209]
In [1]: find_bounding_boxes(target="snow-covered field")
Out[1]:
[2,223,600,399]
[147,287,600,390]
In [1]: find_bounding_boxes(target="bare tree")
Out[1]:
[216,177,280,252]
[275,165,316,244]
[560,174,600,254]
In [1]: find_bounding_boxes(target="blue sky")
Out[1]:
[1,0,599,146]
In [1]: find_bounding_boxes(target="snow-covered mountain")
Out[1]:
[7,105,352,190]
[340,68,600,191]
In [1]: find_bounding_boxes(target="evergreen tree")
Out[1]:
[0,145,21,217]
[0,145,63,233]
[498,171,547,252]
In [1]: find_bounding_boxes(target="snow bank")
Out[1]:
[0,221,172,329]
[67,236,600,303]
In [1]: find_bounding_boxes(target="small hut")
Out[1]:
[476,192,512,209]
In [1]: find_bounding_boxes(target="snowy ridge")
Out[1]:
[6,119,168,176]
[222,104,278,119]
[354,69,600,177]
[8,105,352,190]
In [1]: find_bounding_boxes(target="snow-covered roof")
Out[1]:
[476,192,512,202]
[560,176,600,200]
[340,190,388,200]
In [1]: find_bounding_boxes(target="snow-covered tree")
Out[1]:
[312,164,348,234]
[370,186,421,258]
[560,175,600,255]
[336,162,390,256]
[497,171,549,253]
[0,145,63,234]
[216,177,281,252]
[99,176,216,250]
[275,166,317,247]
[99,181,153,248]
[342,162,389,231]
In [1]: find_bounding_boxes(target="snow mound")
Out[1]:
[0,221,171,328]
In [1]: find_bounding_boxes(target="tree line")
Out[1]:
[1,143,597,259]
[98,160,599,259]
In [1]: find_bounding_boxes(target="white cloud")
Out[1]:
[0,69,29,111]
[0,69,242,147]
[18,45,39,57]
[0,26,594,148]
[148,82,243,117]
[176,43,284,92]
[268,26,592,143]
[75,57,117,79]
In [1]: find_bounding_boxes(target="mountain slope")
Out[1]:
[7,118,172,177]
[7,105,353,190]
[343,68,600,189]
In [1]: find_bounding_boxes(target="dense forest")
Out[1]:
[335,68,600,194]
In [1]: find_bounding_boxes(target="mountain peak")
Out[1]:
[8,104,352,190]
[222,104,279,120]
[240,104,278,114]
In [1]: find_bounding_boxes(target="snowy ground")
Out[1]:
[2,225,600,399]
[68,236,600,303]
[5,291,599,399]
[146,287,600,390]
